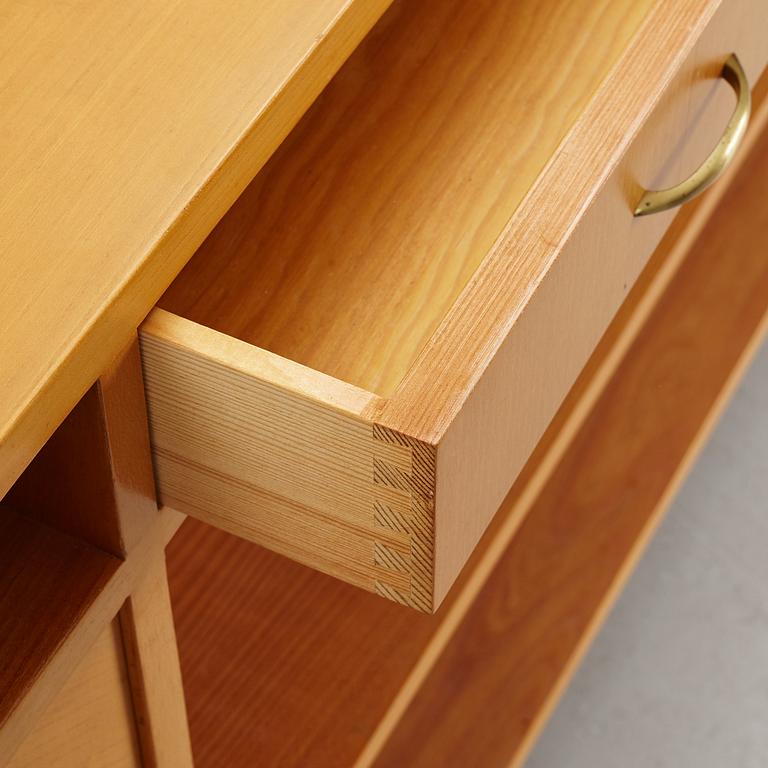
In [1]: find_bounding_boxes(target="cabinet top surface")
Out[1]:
[0,0,386,494]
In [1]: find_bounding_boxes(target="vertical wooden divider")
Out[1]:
[101,341,194,767]
[95,338,162,554]
[5,338,192,766]
[119,557,194,767]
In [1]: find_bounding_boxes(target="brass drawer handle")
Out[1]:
[634,54,751,217]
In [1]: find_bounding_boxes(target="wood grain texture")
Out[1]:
[0,508,120,762]
[378,0,766,437]
[399,0,768,606]
[2,338,190,763]
[167,520,439,768]
[0,506,183,763]
[152,0,656,609]
[370,95,768,768]
[97,340,162,553]
[0,0,394,499]
[162,205,718,766]
[359,73,768,759]
[159,0,654,396]
[119,556,193,768]
[8,621,141,768]
[5,340,157,557]
[372,426,436,610]
[4,388,129,557]
[165,92,768,768]
[141,310,436,610]
[153,0,767,608]
[99,340,192,765]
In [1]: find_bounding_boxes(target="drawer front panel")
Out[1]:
[413,0,768,605]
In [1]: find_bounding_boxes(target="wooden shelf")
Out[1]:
[168,520,431,766]
[159,0,653,396]
[166,93,768,766]
[0,507,120,733]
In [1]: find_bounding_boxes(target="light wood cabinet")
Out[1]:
[2,0,767,765]
[141,0,767,611]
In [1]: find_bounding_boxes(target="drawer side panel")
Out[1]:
[140,312,436,610]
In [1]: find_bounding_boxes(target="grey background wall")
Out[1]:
[526,341,768,768]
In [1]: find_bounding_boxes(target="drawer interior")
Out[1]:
[158,0,653,397]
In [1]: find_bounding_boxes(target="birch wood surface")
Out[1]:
[165,95,768,768]
[371,95,768,768]
[7,621,142,768]
[0,0,393,498]
[150,0,767,607]
[159,0,655,395]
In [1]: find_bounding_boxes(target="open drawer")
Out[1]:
[140,0,766,612]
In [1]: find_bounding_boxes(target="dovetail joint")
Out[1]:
[371,424,436,612]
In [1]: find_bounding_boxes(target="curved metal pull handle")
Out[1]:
[634,54,751,217]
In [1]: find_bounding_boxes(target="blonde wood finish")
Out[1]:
[361,76,768,761]
[5,340,157,557]
[370,106,768,768]
[165,101,768,768]
[0,506,182,764]
[98,341,192,765]
[159,0,654,396]
[0,0,393,499]
[119,557,193,768]
[0,509,120,763]
[148,0,768,609]
[381,0,765,437]
[8,621,141,768]
[140,310,435,610]
[162,179,714,765]
[1,339,190,765]
[393,0,768,605]
[167,519,440,767]
[97,340,161,553]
